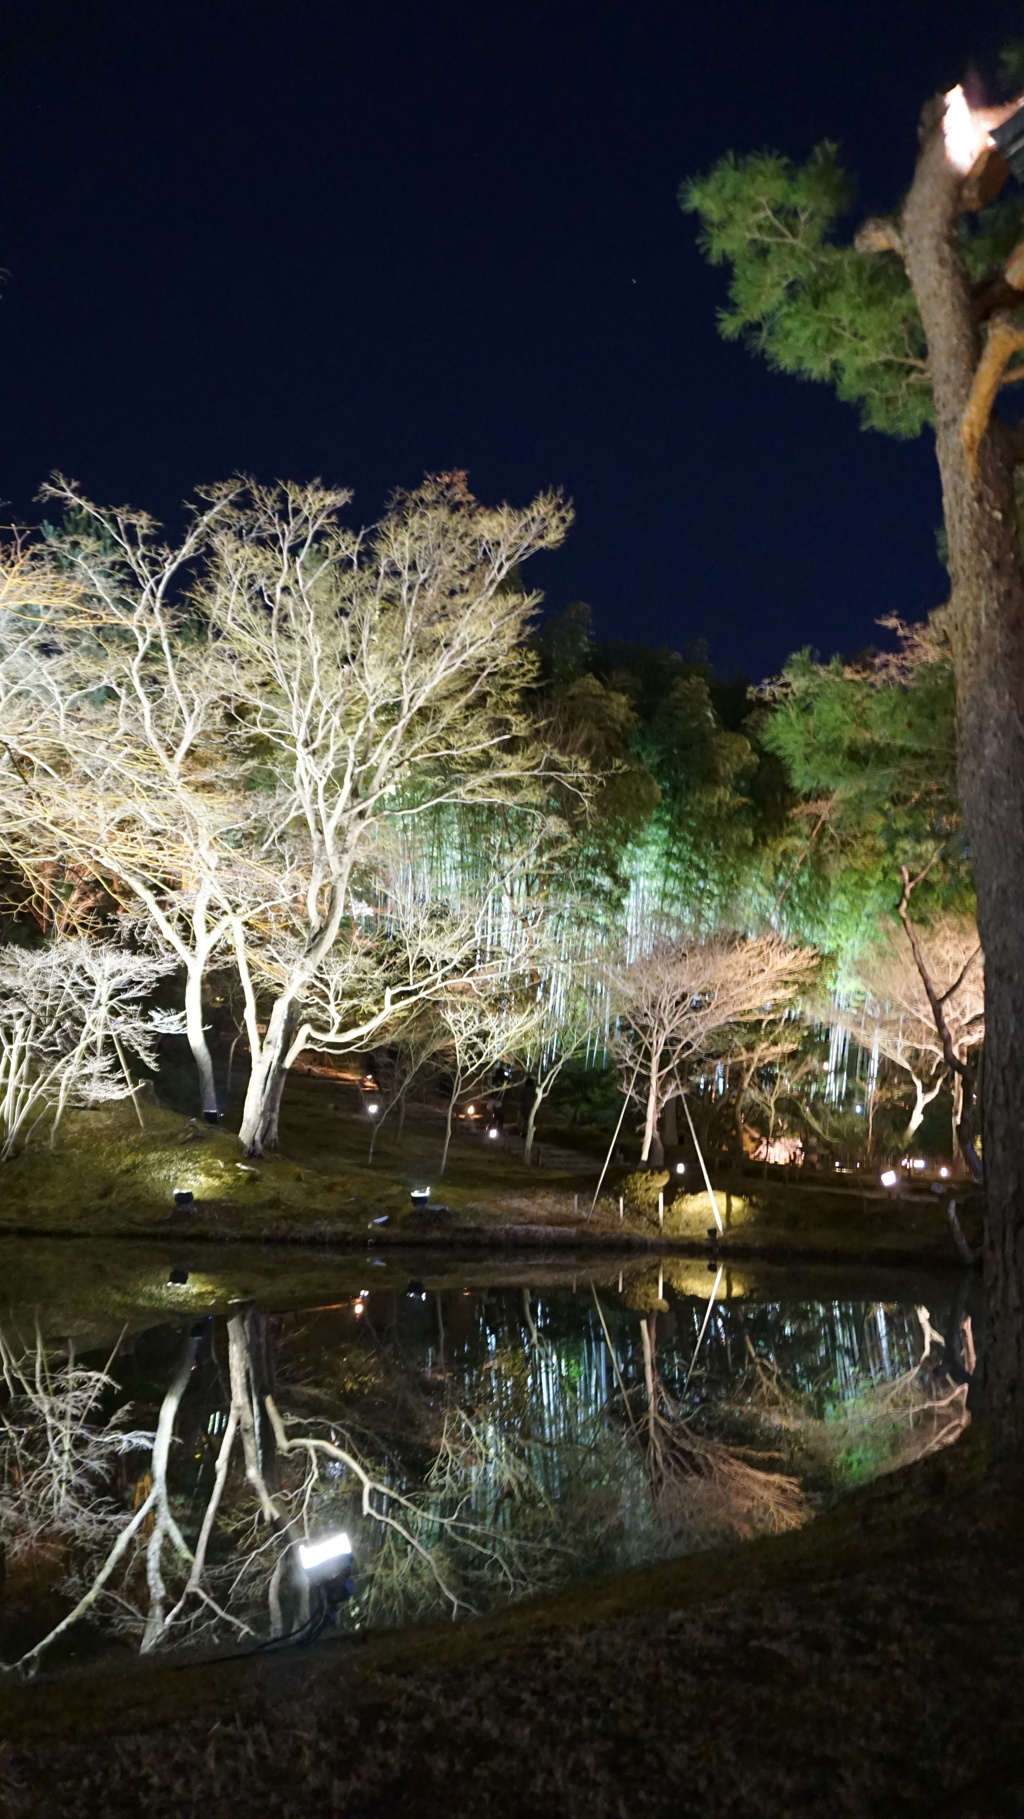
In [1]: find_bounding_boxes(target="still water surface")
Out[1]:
[0,1242,975,1673]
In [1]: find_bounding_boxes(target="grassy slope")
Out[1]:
[3,1431,1022,1818]
[0,1075,981,1267]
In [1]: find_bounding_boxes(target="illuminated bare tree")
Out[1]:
[0,494,255,1117]
[610,933,819,1165]
[839,910,983,1153]
[197,474,572,1154]
[0,937,181,1157]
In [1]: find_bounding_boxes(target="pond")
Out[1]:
[0,1239,976,1675]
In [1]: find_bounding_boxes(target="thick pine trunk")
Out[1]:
[903,115,1024,1430]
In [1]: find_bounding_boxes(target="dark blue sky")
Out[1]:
[1,0,1020,679]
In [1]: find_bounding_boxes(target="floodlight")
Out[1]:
[487,1126,500,1140]
[366,1101,380,1116]
[912,1158,926,1170]
[168,1266,189,1287]
[409,1187,430,1207]
[940,1166,951,1179]
[880,1169,898,1188]
[467,1103,476,1115]
[299,1531,352,1572]
[203,1109,222,1126]
[854,1104,864,1114]
[174,1189,195,1209]
[675,1162,686,1175]
[353,1299,365,1315]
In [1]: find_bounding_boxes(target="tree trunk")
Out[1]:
[900,1073,942,1145]
[184,961,219,1116]
[902,111,1024,1429]
[440,1080,459,1177]
[523,1096,540,1165]
[238,997,301,1156]
[640,1051,664,1166]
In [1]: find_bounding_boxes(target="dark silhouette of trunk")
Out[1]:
[900,106,1024,1433]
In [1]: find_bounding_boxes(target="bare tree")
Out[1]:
[0,491,254,1116]
[507,966,605,1165]
[609,933,819,1165]
[845,910,983,1150]
[195,474,572,1154]
[0,937,181,1157]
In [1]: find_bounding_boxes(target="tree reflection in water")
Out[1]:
[0,1269,974,1674]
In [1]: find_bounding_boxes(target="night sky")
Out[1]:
[2,1,1021,681]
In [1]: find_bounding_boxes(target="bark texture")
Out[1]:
[901,112,1024,1429]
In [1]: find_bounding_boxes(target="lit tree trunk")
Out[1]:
[523,1096,540,1165]
[238,996,302,1156]
[900,1072,943,1145]
[901,108,1024,1428]
[640,1048,664,1166]
[184,960,218,1118]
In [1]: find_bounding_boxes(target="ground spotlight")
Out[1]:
[675,1162,686,1175]
[409,1187,430,1208]
[168,1265,189,1287]
[880,1169,898,1188]
[174,1188,195,1210]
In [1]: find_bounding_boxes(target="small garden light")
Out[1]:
[486,1124,500,1140]
[409,1187,430,1208]
[168,1265,189,1287]
[880,1169,898,1188]
[174,1188,195,1210]
[940,1166,951,1179]
[675,1162,686,1175]
[366,1100,380,1116]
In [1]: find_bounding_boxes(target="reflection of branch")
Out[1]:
[262,1393,471,1617]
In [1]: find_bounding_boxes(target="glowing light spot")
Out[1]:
[880,1169,898,1188]
[299,1531,351,1571]
[944,85,992,174]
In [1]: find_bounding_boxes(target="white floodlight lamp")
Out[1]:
[366,1100,380,1116]
[299,1531,352,1573]
[940,1166,951,1179]
[912,1158,927,1171]
[410,1186,430,1207]
[880,1169,898,1188]
[487,1125,500,1140]
[675,1162,686,1175]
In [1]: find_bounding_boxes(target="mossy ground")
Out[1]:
[0,1072,981,1269]
[2,1428,1021,1817]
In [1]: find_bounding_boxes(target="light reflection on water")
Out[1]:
[0,1250,976,1675]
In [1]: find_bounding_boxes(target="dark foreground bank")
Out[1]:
[2,1431,1022,1819]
